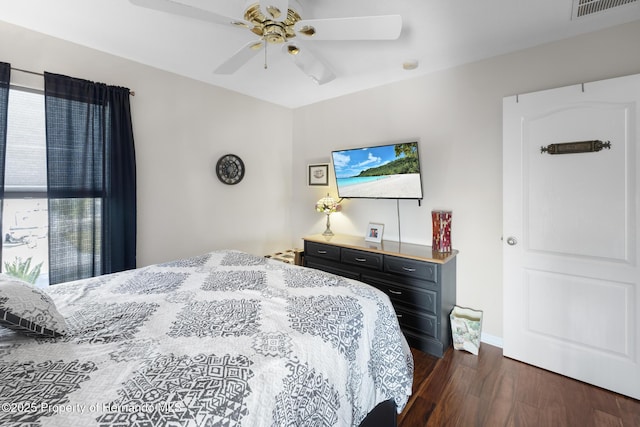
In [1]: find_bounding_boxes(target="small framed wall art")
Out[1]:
[308,163,329,186]
[365,223,384,243]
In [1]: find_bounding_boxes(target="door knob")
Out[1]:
[506,236,518,246]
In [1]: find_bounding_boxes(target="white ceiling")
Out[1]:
[1,0,640,108]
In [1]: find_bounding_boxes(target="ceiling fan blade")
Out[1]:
[283,44,335,85]
[130,0,249,28]
[214,41,264,75]
[259,0,290,21]
[294,15,402,40]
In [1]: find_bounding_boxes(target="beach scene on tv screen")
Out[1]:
[332,142,423,198]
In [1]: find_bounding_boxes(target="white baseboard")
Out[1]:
[481,332,503,348]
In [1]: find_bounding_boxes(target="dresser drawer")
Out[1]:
[305,242,341,261]
[362,275,437,315]
[385,256,437,282]
[395,306,438,339]
[341,248,383,271]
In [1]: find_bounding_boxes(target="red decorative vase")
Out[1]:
[432,210,452,252]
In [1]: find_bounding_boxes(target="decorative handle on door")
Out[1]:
[540,140,611,155]
[389,289,402,295]
[506,237,518,246]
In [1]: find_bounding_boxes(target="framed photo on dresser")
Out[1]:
[365,223,384,243]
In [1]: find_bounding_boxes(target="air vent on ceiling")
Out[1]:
[572,0,639,18]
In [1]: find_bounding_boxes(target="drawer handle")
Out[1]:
[354,258,367,262]
[317,250,328,254]
[396,314,403,318]
[389,289,402,295]
[402,266,417,272]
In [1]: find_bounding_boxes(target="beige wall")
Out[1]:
[291,20,640,342]
[3,17,640,342]
[0,19,294,267]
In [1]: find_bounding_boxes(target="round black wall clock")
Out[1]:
[216,154,245,185]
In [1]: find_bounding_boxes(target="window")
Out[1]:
[1,76,136,286]
[2,87,49,287]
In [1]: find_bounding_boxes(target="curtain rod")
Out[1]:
[11,66,136,96]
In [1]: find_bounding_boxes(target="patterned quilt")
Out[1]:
[0,250,414,427]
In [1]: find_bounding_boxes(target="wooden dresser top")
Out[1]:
[303,234,458,264]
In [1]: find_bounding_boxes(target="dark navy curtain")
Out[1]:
[0,63,10,268]
[44,72,136,284]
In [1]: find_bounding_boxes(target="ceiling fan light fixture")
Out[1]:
[244,2,302,43]
[402,59,419,70]
[264,23,288,43]
[287,44,300,55]
[266,5,282,20]
[298,25,316,37]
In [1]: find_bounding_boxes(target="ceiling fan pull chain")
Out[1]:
[264,41,268,69]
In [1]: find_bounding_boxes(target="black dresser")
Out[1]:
[303,234,457,358]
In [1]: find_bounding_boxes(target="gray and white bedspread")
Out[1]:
[0,250,413,427]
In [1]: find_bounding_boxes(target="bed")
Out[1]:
[0,250,413,427]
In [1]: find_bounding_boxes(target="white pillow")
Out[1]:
[0,274,67,337]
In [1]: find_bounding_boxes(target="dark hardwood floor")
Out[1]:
[398,344,640,427]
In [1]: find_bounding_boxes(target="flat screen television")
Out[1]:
[331,141,423,199]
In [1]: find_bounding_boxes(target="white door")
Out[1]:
[503,73,640,399]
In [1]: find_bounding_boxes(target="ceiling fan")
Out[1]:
[130,0,402,84]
